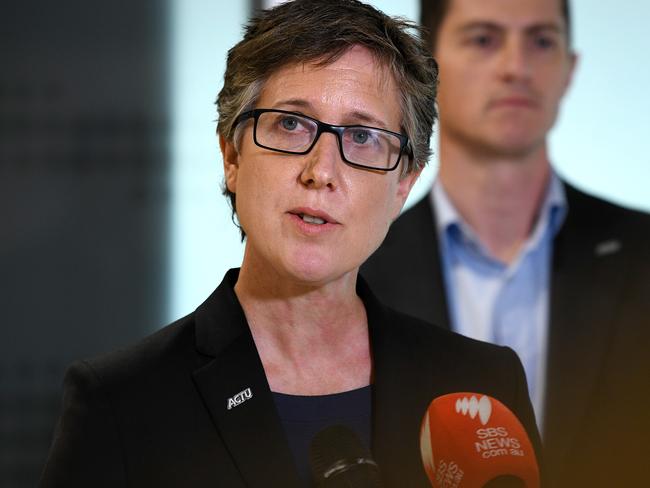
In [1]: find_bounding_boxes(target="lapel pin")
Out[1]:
[594,239,622,257]
[227,387,253,410]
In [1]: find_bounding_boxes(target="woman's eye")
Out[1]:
[280,117,299,130]
[351,130,370,144]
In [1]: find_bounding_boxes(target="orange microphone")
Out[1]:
[420,393,540,488]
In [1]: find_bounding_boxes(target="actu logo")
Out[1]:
[227,387,253,410]
[455,395,492,425]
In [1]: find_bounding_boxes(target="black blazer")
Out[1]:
[40,269,541,487]
[362,183,650,487]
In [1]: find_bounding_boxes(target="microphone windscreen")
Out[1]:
[420,393,539,488]
[309,424,382,487]
[482,475,526,488]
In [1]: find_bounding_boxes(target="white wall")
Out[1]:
[168,0,650,322]
[550,0,650,211]
[169,0,248,320]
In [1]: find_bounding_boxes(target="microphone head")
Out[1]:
[420,393,539,488]
[309,424,382,487]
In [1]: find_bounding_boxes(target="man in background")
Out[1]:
[362,0,650,485]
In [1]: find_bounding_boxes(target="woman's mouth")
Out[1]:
[298,213,327,225]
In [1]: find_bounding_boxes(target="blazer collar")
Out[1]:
[406,197,452,329]
[192,269,301,488]
[191,269,432,487]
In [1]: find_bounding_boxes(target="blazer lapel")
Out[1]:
[420,197,453,330]
[543,186,626,473]
[361,278,433,487]
[370,196,451,329]
[191,270,300,488]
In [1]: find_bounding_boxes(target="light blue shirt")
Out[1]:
[431,174,567,429]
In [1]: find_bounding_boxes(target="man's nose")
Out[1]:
[498,37,532,83]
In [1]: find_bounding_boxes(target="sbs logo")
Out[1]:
[455,395,492,425]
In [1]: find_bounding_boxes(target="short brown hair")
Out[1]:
[216,0,439,237]
[420,0,572,51]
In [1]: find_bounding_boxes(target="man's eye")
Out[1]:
[534,36,556,49]
[471,34,493,47]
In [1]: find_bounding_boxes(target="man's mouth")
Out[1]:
[490,96,538,109]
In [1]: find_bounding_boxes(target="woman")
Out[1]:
[40,1,541,486]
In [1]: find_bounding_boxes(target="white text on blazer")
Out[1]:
[227,388,253,410]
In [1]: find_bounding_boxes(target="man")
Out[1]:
[362,0,650,486]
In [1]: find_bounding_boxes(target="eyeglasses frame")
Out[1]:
[234,108,411,172]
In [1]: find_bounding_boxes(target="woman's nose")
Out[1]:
[299,132,341,189]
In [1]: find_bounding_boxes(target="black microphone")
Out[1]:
[309,424,383,487]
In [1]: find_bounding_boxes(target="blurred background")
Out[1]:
[1,0,648,485]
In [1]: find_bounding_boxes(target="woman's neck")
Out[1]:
[234,259,371,395]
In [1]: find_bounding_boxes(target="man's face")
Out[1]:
[434,0,576,158]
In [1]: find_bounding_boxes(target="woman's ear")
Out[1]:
[220,133,239,193]
[391,168,421,221]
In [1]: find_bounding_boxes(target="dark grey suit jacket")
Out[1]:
[40,269,541,487]
[362,183,650,487]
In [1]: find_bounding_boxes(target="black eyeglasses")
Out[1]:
[234,109,410,171]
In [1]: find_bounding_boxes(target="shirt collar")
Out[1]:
[430,176,463,238]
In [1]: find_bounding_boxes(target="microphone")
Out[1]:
[309,424,383,487]
[419,393,539,488]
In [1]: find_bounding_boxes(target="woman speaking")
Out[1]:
[40,1,540,486]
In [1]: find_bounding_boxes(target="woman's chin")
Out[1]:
[281,253,355,288]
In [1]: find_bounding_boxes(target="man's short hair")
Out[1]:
[420,0,572,51]
[217,0,439,237]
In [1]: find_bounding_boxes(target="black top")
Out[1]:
[273,386,372,487]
